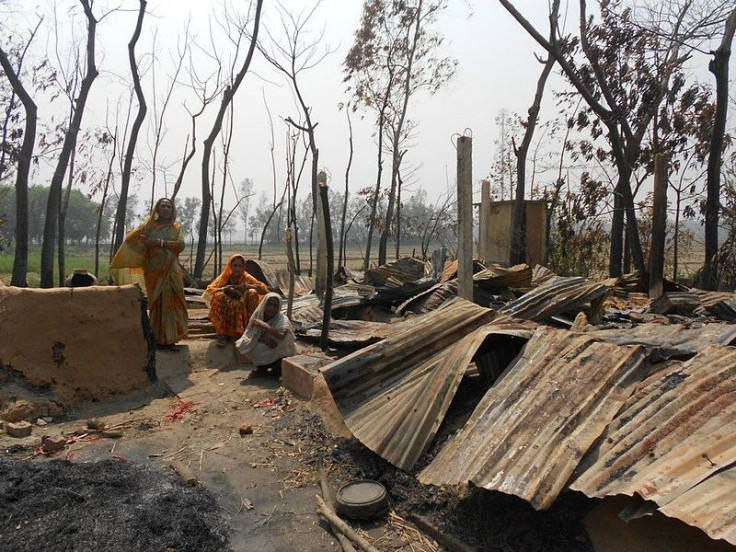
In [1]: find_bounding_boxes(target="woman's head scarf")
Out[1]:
[204,254,247,303]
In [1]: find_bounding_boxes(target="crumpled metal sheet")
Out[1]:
[649,291,702,315]
[659,464,736,545]
[272,271,314,297]
[473,264,533,290]
[531,265,557,287]
[395,281,458,315]
[296,319,397,347]
[498,276,610,322]
[419,327,647,510]
[570,345,736,545]
[287,287,368,328]
[691,288,736,321]
[244,259,314,296]
[591,323,736,361]
[320,299,507,470]
[364,257,429,287]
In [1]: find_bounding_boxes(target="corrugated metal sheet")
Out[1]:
[244,259,280,290]
[395,281,458,315]
[243,259,315,296]
[288,287,368,327]
[473,264,533,290]
[273,271,314,296]
[531,265,557,286]
[592,323,736,361]
[419,327,647,509]
[570,345,736,545]
[321,299,511,470]
[605,271,688,297]
[296,319,395,347]
[649,291,701,315]
[364,257,429,286]
[691,289,736,321]
[498,276,609,322]
[659,464,736,545]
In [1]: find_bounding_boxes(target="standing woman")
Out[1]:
[110,197,188,351]
[204,254,268,346]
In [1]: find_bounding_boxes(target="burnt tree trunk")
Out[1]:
[195,0,263,278]
[701,7,736,289]
[0,37,38,287]
[112,0,147,256]
[40,0,98,287]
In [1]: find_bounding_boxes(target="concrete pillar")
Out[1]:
[457,136,473,300]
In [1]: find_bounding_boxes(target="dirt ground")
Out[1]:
[0,339,595,552]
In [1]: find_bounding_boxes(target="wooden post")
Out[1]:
[285,227,296,320]
[316,170,328,298]
[318,175,334,352]
[479,179,490,263]
[457,136,473,300]
[649,153,668,298]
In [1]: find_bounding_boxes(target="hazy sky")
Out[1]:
[5,0,733,214]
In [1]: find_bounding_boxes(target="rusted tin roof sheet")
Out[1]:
[296,319,396,348]
[531,265,557,286]
[288,287,368,328]
[659,464,736,545]
[498,276,609,322]
[570,345,736,545]
[244,259,279,290]
[605,271,688,297]
[691,288,736,321]
[473,264,532,290]
[272,270,314,297]
[364,257,429,286]
[321,299,513,470]
[591,323,736,360]
[419,327,647,509]
[440,259,458,283]
[395,281,458,315]
[243,259,314,296]
[649,291,702,315]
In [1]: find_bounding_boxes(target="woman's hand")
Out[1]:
[253,319,270,330]
[223,285,242,299]
[142,235,165,248]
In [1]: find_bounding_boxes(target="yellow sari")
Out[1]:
[110,209,188,346]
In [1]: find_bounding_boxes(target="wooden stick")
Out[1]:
[408,513,475,552]
[318,463,357,552]
[315,495,380,552]
[171,462,198,486]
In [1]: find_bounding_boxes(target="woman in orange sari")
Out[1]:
[110,197,188,351]
[204,255,268,346]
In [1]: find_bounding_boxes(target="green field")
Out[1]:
[0,242,421,286]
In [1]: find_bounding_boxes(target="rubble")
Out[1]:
[6,421,33,438]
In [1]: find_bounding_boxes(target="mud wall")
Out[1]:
[0,285,154,403]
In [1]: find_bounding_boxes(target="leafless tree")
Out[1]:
[148,23,188,204]
[258,0,334,348]
[111,0,147,257]
[509,0,559,265]
[194,0,264,278]
[338,108,354,270]
[0,18,41,286]
[40,0,98,287]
